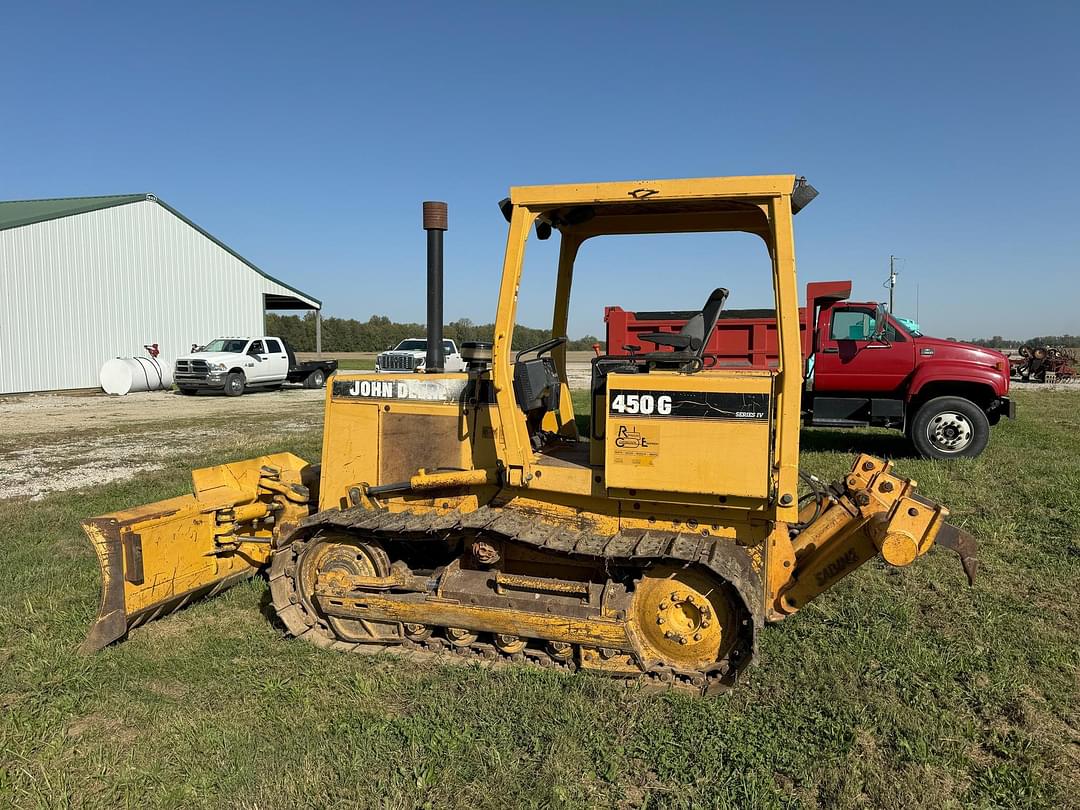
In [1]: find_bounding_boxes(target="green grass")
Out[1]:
[335,358,376,371]
[1,391,1077,808]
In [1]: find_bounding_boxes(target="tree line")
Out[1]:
[266,312,603,353]
[268,312,1078,354]
[961,335,1080,349]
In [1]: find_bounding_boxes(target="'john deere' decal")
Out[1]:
[609,391,769,420]
[332,378,494,404]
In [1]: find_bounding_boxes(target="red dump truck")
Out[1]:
[605,281,1014,458]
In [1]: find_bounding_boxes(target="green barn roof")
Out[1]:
[0,194,150,231]
[0,193,320,308]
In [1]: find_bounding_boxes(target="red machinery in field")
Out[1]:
[605,281,1015,459]
[1010,346,1077,382]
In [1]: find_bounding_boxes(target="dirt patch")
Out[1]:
[0,389,324,501]
[65,714,140,746]
[0,387,324,438]
[1009,379,1080,391]
[1,443,172,500]
[0,423,318,500]
[144,680,188,701]
[565,361,592,390]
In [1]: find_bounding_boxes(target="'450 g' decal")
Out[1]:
[609,390,770,420]
[610,393,671,415]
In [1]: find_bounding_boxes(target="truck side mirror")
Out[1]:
[872,303,889,343]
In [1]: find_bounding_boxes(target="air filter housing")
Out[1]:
[461,341,493,370]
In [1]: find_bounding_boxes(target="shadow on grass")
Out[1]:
[258,578,285,628]
[799,428,915,459]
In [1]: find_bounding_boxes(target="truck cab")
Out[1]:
[174,336,337,395]
[375,338,466,373]
[809,297,1013,458]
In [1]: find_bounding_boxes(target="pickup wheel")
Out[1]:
[909,396,989,459]
[224,372,246,397]
[304,369,326,389]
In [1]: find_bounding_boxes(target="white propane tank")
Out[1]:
[99,356,174,395]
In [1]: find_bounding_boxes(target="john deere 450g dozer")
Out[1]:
[82,176,978,694]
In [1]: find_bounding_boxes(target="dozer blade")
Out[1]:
[80,452,314,653]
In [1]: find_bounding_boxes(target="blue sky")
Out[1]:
[3,2,1077,339]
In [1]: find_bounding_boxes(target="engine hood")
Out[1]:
[914,335,1006,367]
[912,335,1010,395]
[175,351,248,364]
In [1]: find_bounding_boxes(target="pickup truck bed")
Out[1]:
[284,342,338,388]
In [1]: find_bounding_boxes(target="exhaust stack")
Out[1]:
[423,201,447,373]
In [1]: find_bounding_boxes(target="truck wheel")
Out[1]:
[909,396,989,459]
[304,369,326,389]
[224,372,246,397]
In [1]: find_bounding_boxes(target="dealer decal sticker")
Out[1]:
[612,425,659,466]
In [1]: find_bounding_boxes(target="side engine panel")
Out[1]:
[604,371,775,499]
[320,373,498,511]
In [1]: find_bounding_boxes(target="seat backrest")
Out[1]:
[684,288,728,354]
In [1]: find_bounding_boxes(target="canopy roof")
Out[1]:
[509,175,799,240]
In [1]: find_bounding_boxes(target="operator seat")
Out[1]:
[589,287,729,439]
[636,287,729,357]
[594,287,729,375]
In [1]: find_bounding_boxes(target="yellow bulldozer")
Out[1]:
[81,175,977,694]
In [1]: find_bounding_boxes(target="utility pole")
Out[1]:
[887,255,898,312]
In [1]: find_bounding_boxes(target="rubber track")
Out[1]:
[268,505,763,696]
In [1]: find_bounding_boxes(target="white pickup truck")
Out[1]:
[375,338,466,373]
[174,336,338,396]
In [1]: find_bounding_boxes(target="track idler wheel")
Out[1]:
[271,532,396,646]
